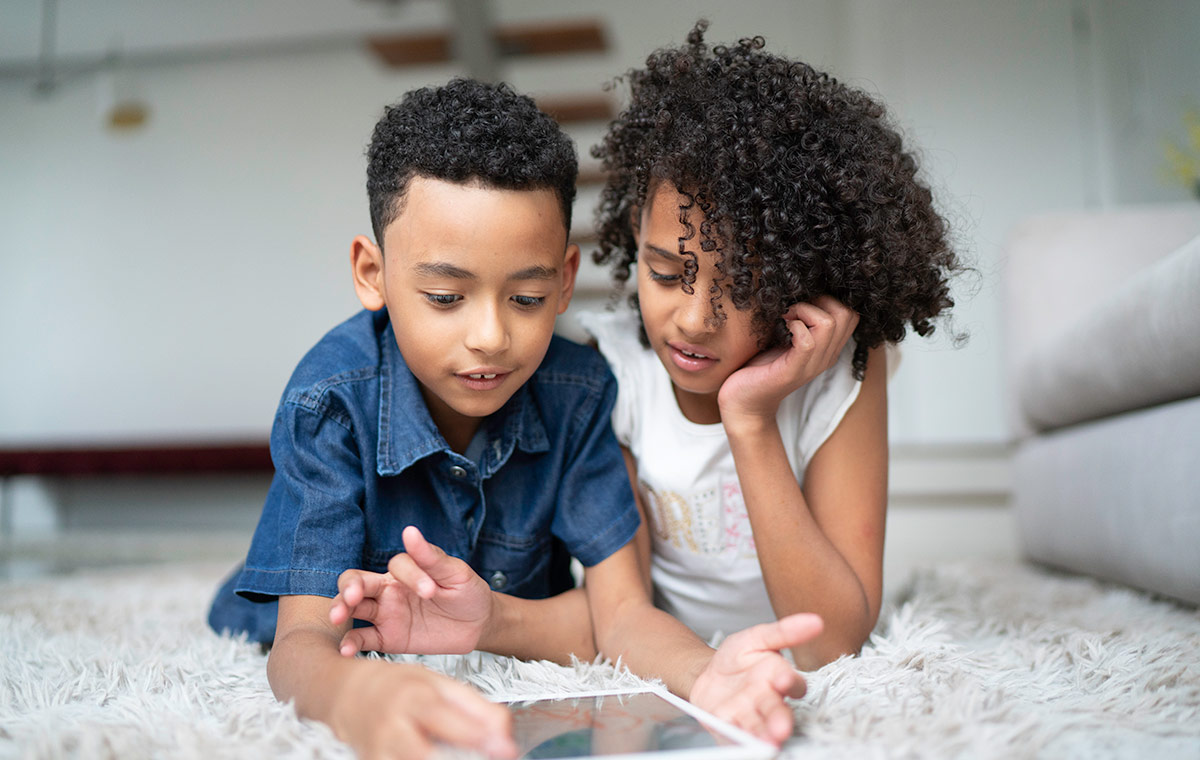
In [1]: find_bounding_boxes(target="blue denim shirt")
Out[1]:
[208,309,639,643]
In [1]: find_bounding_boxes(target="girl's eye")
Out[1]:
[647,267,681,284]
[512,295,546,308]
[424,293,462,307]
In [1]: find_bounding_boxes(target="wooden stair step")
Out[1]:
[367,19,606,67]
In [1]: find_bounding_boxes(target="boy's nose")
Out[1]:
[465,304,510,355]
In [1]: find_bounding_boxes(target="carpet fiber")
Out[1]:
[2,560,1198,758]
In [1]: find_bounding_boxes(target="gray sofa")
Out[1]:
[1002,204,1200,606]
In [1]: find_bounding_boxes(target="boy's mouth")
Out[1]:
[456,368,510,391]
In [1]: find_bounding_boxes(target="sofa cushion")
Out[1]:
[1018,234,1200,431]
[1013,394,1200,606]
[1003,205,1200,438]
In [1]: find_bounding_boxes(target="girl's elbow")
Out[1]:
[790,625,871,670]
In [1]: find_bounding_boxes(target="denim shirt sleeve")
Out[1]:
[235,389,367,601]
[550,370,640,567]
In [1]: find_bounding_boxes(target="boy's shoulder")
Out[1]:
[282,309,386,403]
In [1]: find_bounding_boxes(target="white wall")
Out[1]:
[1,0,1190,452]
[1088,0,1200,206]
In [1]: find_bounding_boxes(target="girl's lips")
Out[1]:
[456,370,510,391]
[667,343,717,372]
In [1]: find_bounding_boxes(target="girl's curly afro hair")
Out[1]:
[592,21,964,379]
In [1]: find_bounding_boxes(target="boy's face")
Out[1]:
[353,176,578,448]
[635,184,761,420]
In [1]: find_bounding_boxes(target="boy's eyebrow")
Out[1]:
[413,262,476,280]
[412,262,559,281]
[508,265,558,281]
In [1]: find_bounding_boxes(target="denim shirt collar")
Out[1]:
[374,319,549,476]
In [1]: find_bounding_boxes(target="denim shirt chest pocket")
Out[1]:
[364,447,566,599]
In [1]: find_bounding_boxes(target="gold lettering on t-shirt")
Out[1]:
[641,480,756,559]
[642,484,699,553]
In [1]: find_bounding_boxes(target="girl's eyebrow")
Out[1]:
[644,243,682,262]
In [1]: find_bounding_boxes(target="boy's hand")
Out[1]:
[332,660,517,760]
[718,296,858,422]
[331,525,495,656]
[688,613,824,745]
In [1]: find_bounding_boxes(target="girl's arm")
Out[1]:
[723,343,888,670]
[268,594,516,759]
[584,515,822,745]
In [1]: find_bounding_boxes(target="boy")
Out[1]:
[210,78,819,759]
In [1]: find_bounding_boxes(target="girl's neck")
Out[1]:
[672,383,723,425]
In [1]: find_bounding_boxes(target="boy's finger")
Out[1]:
[420,694,516,759]
[746,613,824,653]
[438,680,516,747]
[388,552,437,598]
[402,525,466,586]
[345,596,381,623]
[337,569,388,604]
[384,719,435,760]
[339,625,385,657]
[329,595,351,625]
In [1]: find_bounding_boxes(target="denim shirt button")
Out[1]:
[448,465,468,479]
[488,571,508,590]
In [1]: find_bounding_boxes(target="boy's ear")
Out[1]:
[556,243,582,315]
[350,235,386,311]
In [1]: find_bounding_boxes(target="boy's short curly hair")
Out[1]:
[367,78,578,246]
[592,21,964,379]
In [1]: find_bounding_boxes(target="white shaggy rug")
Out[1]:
[2,559,1198,759]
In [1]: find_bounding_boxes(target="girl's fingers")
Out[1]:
[764,702,795,745]
[741,613,824,654]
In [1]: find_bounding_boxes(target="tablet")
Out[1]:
[500,687,776,760]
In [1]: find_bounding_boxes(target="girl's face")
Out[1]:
[635,184,762,424]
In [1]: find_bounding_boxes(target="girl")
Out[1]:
[329,20,961,744]
[577,20,961,670]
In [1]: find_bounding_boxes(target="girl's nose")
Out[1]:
[675,290,716,339]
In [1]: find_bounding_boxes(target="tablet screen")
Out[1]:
[504,689,772,760]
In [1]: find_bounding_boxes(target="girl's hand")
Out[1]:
[688,613,824,745]
[332,660,517,760]
[330,525,495,656]
[717,296,859,423]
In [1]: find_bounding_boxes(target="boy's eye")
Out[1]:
[424,293,462,307]
[512,295,546,308]
[647,267,681,284]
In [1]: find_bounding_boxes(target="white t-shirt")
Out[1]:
[578,309,862,641]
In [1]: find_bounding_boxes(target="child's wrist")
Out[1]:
[476,590,505,651]
[720,410,779,440]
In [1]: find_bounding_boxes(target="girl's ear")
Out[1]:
[350,235,386,311]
